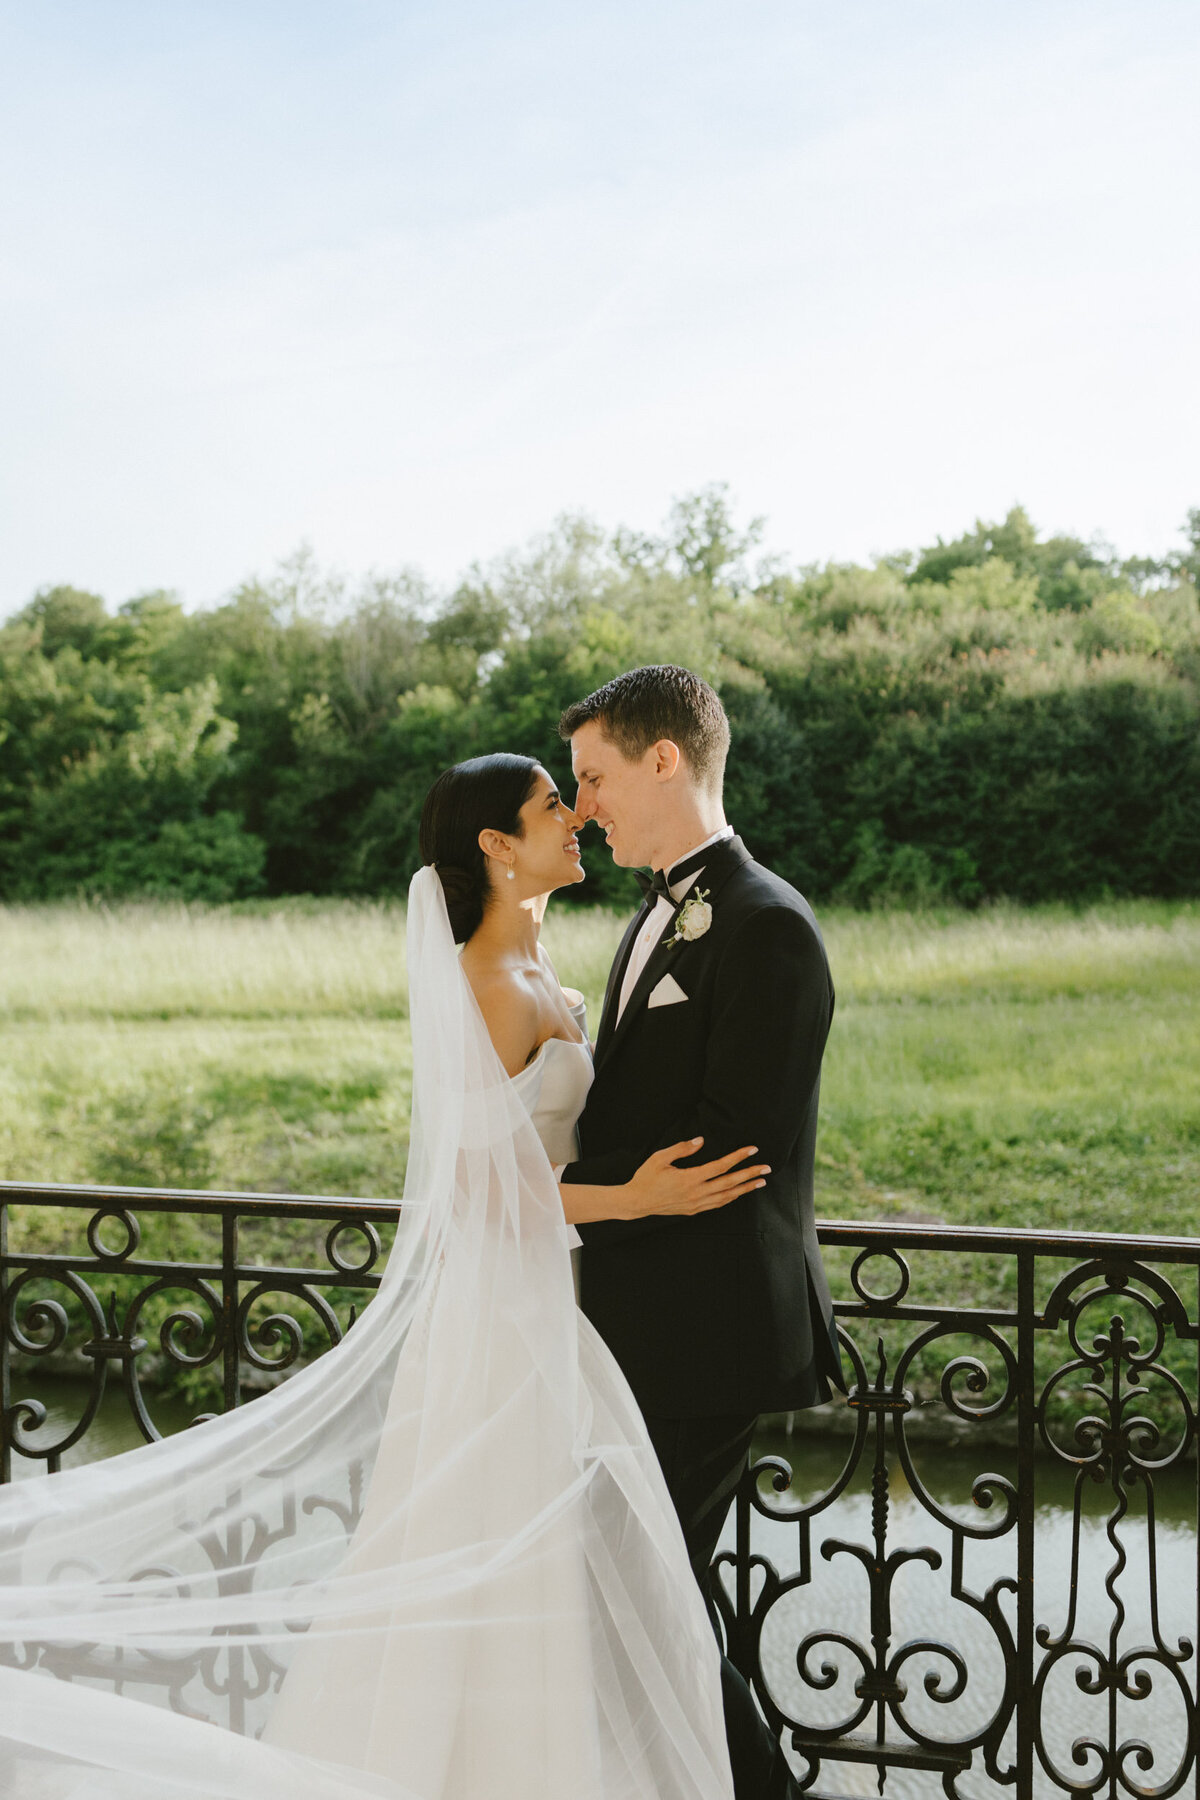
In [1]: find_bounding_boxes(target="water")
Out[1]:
[5,1374,215,1475]
[8,1385,1196,1797]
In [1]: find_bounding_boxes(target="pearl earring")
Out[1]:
[506,864,516,882]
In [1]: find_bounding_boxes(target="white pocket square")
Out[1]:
[648,973,689,1009]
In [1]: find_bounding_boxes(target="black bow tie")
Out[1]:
[633,867,674,902]
[633,843,721,904]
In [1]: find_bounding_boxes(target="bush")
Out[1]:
[3,496,1198,907]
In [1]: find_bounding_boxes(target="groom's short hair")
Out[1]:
[559,665,730,791]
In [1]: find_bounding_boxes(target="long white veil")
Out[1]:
[0,867,734,1799]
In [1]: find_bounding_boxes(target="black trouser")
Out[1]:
[642,1412,801,1800]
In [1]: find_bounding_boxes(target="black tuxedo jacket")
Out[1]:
[564,834,844,1419]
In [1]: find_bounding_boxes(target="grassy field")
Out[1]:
[3,894,1197,1418]
[2,895,1197,1241]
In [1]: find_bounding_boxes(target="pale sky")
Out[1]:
[2,0,1197,614]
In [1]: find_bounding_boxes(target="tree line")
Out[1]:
[2,488,1198,910]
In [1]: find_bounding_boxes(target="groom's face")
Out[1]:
[569,720,671,868]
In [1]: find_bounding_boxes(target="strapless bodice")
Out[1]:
[508,993,593,1166]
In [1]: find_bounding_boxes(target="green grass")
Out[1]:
[2,895,1197,1234]
[816,900,1200,1240]
[0,901,411,1205]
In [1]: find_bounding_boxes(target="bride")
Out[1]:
[0,752,768,1799]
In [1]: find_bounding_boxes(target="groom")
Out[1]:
[558,664,843,1800]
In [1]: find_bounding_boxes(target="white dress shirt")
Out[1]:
[554,825,734,1191]
[616,825,734,1024]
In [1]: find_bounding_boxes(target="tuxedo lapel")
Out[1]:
[593,834,755,1076]
[594,901,652,1058]
[595,915,682,1073]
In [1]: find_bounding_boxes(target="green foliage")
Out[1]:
[8,678,265,901]
[2,497,1198,906]
[905,504,1115,612]
[13,585,112,659]
[836,821,982,909]
[720,684,823,894]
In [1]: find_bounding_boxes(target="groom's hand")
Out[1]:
[622,1139,770,1219]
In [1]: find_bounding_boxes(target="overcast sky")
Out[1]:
[1,0,1197,614]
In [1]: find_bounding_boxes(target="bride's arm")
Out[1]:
[559,1140,769,1223]
[468,954,767,1219]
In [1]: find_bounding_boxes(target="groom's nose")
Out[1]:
[574,785,597,821]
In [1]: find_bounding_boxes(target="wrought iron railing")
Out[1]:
[1,1182,1197,1797]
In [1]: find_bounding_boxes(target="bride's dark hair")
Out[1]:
[419,754,542,943]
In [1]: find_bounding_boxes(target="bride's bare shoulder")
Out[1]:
[460,959,540,1077]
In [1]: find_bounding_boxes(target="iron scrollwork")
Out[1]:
[0,1185,398,1479]
[714,1229,1200,1796]
[1031,1259,1198,1798]
[1,1184,1198,1790]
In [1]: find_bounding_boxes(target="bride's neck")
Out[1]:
[468,890,548,966]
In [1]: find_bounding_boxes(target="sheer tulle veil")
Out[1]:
[0,866,735,1799]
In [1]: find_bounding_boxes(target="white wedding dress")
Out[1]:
[0,869,735,1800]
[507,980,591,1304]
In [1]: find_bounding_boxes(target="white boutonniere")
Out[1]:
[663,885,712,947]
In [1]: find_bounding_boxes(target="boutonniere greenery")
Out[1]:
[663,885,713,948]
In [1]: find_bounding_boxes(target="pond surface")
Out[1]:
[6,1373,222,1473]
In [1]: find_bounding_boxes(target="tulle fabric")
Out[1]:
[0,868,734,1800]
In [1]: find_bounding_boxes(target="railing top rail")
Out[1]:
[817,1215,1200,1261]
[1,1180,1197,1262]
[0,1178,402,1222]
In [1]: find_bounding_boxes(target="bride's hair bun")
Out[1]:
[418,754,542,945]
[432,862,480,944]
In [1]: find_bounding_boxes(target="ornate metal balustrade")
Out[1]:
[1,1182,1197,1796]
[718,1222,1200,1799]
[0,1180,397,1475]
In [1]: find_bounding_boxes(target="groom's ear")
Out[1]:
[651,740,682,782]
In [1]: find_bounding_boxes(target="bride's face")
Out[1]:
[508,770,586,896]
